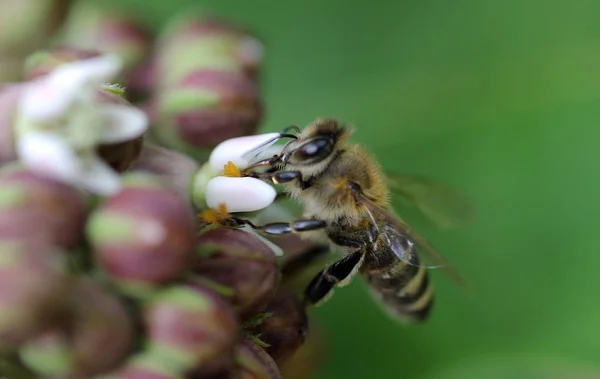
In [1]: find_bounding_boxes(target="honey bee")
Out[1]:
[232,119,472,323]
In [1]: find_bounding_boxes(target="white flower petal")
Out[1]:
[209,132,281,173]
[18,54,124,122]
[16,132,80,182]
[52,54,123,87]
[75,155,122,195]
[97,104,148,143]
[18,79,79,122]
[205,176,276,213]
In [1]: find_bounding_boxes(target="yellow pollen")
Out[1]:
[217,203,229,215]
[223,161,242,177]
[197,203,231,225]
[198,209,219,224]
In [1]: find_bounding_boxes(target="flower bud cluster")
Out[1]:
[0,2,321,378]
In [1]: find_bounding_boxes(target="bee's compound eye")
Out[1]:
[295,137,333,163]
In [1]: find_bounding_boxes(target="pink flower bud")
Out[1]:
[230,340,282,379]
[0,239,70,347]
[19,278,134,377]
[143,285,239,376]
[0,0,72,57]
[24,47,102,81]
[153,70,263,153]
[194,228,280,320]
[59,1,152,73]
[0,166,87,248]
[246,287,308,365]
[86,173,196,295]
[0,84,22,163]
[155,14,263,86]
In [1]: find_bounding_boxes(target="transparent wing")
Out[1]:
[240,125,300,163]
[240,134,284,162]
[355,190,469,289]
[385,173,475,230]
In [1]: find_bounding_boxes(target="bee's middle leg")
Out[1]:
[231,217,326,235]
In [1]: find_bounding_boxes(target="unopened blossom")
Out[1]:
[24,47,102,81]
[206,340,281,379]
[194,228,280,320]
[151,12,264,157]
[58,1,152,73]
[20,278,134,378]
[155,13,263,86]
[0,239,71,347]
[0,0,73,82]
[246,287,308,364]
[144,285,239,376]
[13,53,148,195]
[153,69,263,156]
[86,173,196,296]
[0,166,87,248]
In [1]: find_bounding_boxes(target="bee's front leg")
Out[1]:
[245,170,314,190]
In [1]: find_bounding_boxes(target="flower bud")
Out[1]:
[194,228,279,320]
[125,58,156,103]
[24,47,102,81]
[0,84,22,163]
[95,349,186,379]
[143,285,239,376]
[155,14,263,86]
[95,86,145,173]
[153,69,263,155]
[20,278,134,377]
[0,0,72,60]
[0,239,70,347]
[0,166,87,248]
[87,173,196,295]
[59,1,152,73]
[231,340,281,379]
[246,287,308,365]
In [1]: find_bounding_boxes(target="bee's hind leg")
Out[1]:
[304,249,366,306]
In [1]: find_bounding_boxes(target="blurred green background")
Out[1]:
[106,0,599,377]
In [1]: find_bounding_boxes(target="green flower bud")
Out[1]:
[143,285,239,376]
[58,1,152,73]
[0,167,87,248]
[86,173,196,296]
[24,47,102,80]
[246,287,308,365]
[155,14,263,86]
[194,228,280,320]
[0,239,70,347]
[153,70,263,157]
[20,278,134,377]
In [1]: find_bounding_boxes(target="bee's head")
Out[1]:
[278,119,352,173]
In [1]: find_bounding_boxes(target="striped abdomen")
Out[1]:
[362,249,434,323]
